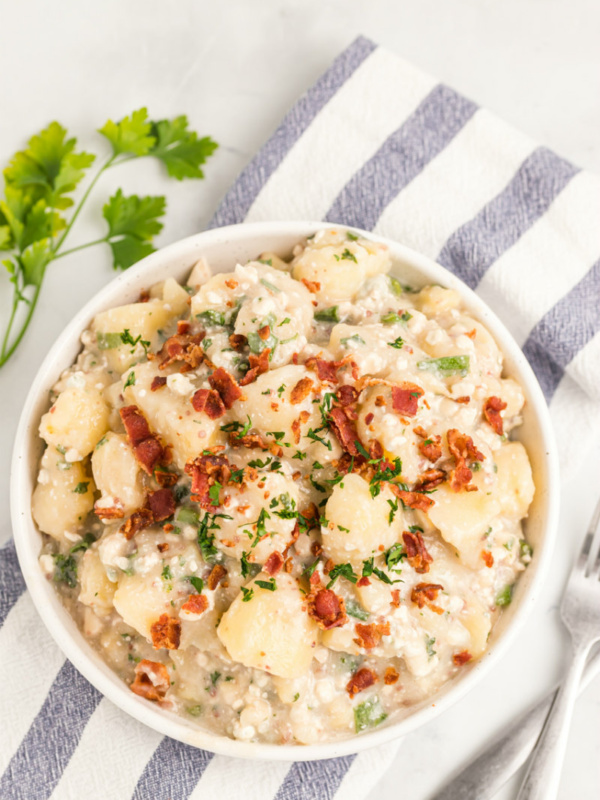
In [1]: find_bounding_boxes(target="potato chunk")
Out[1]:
[39,387,109,459]
[78,550,116,612]
[493,442,535,518]
[217,572,318,678]
[113,574,174,640]
[32,449,95,541]
[91,432,145,513]
[322,474,403,567]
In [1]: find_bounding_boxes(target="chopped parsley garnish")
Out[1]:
[176,507,199,526]
[220,416,252,437]
[241,586,254,602]
[161,564,172,581]
[495,585,513,607]
[326,563,357,589]
[304,559,320,579]
[210,671,221,686]
[208,482,221,505]
[246,508,271,548]
[187,576,204,593]
[389,277,403,296]
[340,334,365,348]
[257,258,273,266]
[387,497,399,524]
[417,355,470,377]
[260,277,280,292]
[229,467,245,484]
[119,328,150,355]
[384,543,406,570]
[362,557,400,585]
[70,532,96,554]
[197,511,231,563]
[333,248,357,263]
[124,371,136,388]
[324,472,345,488]
[520,540,533,560]
[197,309,225,326]
[354,697,387,732]
[202,338,212,351]
[73,482,89,494]
[292,450,307,460]
[277,384,286,397]
[240,551,251,579]
[381,312,401,324]
[408,524,423,533]
[425,636,437,659]
[53,554,78,588]
[278,317,291,327]
[314,306,340,323]
[306,427,332,451]
[387,337,404,349]
[270,493,298,519]
[346,231,359,241]
[255,578,277,591]
[173,484,190,503]
[187,705,203,716]
[345,599,369,621]
[310,475,327,493]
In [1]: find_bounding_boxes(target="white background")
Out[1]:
[0,1,599,798]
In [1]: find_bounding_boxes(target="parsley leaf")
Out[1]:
[149,116,218,180]
[417,356,470,377]
[255,578,277,591]
[99,108,156,157]
[326,563,357,589]
[53,554,78,588]
[241,586,254,602]
[102,189,165,270]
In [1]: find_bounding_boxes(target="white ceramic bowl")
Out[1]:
[11,221,559,761]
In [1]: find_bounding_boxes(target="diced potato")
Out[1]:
[493,442,535,518]
[112,573,174,640]
[78,550,116,612]
[32,449,96,540]
[124,362,225,469]
[458,315,503,378]
[91,432,145,513]
[414,286,461,316]
[187,256,212,288]
[256,252,290,272]
[92,299,174,373]
[322,474,403,567]
[217,572,319,678]
[321,626,361,655]
[460,596,492,657]
[39,387,109,458]
[162,276,191,316]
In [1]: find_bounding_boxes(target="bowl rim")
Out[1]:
[10,220,560,761]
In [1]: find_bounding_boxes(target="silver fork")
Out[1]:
[515,499,600,800]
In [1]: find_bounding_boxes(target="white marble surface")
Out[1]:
[0,1,599,797]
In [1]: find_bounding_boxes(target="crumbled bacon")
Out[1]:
[208,367,242,409]
[391,382,424,417]
[454,395,471,404]
[305,356,339,383]
[229,333,247,352]
[481,550,494,568]
[290,377,314,405]
[146,488,175,522]
[453,651,473,666]
[206,564,227,590]
[353,621,390,650]
[257,325,271,341]
[357,576,371,587]
[138,289,150,303]
[414,469,446,492]
[291,410,310,444]
[229,432,269,450]
[120,406,165,475]
[328,407,362,456]
[483,396,507,436]
[150,376,167,392]
[390,589,401,608]
[120,507,155,540]
[185,455,231,508]
[264,551,284,576]
[240,348,270,386]
[384,666,400,685]
[393,487,434,512]
[346,667,377,697]
[94,505,124,520]
[181,594,209,615]
[301,278,321,293]
[337,384,359,407]
[154,469,179,488]
[130,659,170,702]
[308,588,347,630]
[411,583,444,614]
[157,542,169,553]
[447,428,484,492]
[418,433,443,463]
[191,388,225,420]
[158,331,206,371]
[402,531,433,574]
[150,614,181,650]
[365,412,374,426]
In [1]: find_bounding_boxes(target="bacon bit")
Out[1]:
[206,564,227,591]
[305,356,339,383]
[354,622,390,650]
[264,551,284,576]
[447,428,485,492]
[311,541,323,557]
[120,406,165,475]
[208,367,242,409]
[229,432,269,450]
[481,550,494,568]
[154,469,179,488]
[414,468,446,492]
[411,583,444,614]
[392,486,434,512]
[190,388,225,419]
[384,666,400,685]
[150,614,181,650]
[454,395,471,404]
[229,333,247,352]
[346,667,377,697]
[390,589,401,608]
[357,576,371,587]
[157,542,169,553]
[328,407,363,456]
[240,348,270,386]
[418,433,443,463]
[483,396,507,436]
[453,651,473,666]
[225,278,238,289]
[94,505,124,520]
[130,659,170,702]
[138,289,150,303]
[120,507,155,540]
[163,523,174,532]
[177,320,191,335]
[290,377,314,405]
[185,454,230,508]
[301,278,321,293]
[158,331,206,371]
[181,594,209,615]
[256,325,270,341]
[284,557,294,573]
[308,588,347,630]
[391,382,424,417]
[466,328,477,339]
[337,385,359,407]
[291,410,310,445]
[402,531,433,574]
[375,395,386,407]
[150,376,167,392]
[147,488,175,522]
[365,412,374,425]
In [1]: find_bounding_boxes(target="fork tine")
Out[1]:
[583,496,600,577]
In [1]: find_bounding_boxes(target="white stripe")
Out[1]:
[49,697,163,800]
[476,170,600,347]
[334,740,403,800]
[566,330,600,402]
[550,372,600,478]
[244,50,435,223]
[189,754,292,800]
[374,108,536,257]
[0,593,65,775]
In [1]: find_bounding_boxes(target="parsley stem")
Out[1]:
[0,283,42,366]
[53,238,109,260]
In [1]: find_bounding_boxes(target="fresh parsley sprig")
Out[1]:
[0,109,218,367]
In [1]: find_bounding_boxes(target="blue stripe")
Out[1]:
[131,737,213,800]
[325,84,477,230]
[438,147,579,288]
[523,257,600,399]
[274,755,356,800]
[0,660,102,800]
[0,540,26,629]
[210,36,377,228]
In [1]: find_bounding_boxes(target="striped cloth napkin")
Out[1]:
[1,34,600,800]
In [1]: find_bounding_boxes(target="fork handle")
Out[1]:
[516,640,593,800]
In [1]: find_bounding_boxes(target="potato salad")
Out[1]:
[33,229,535,744]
